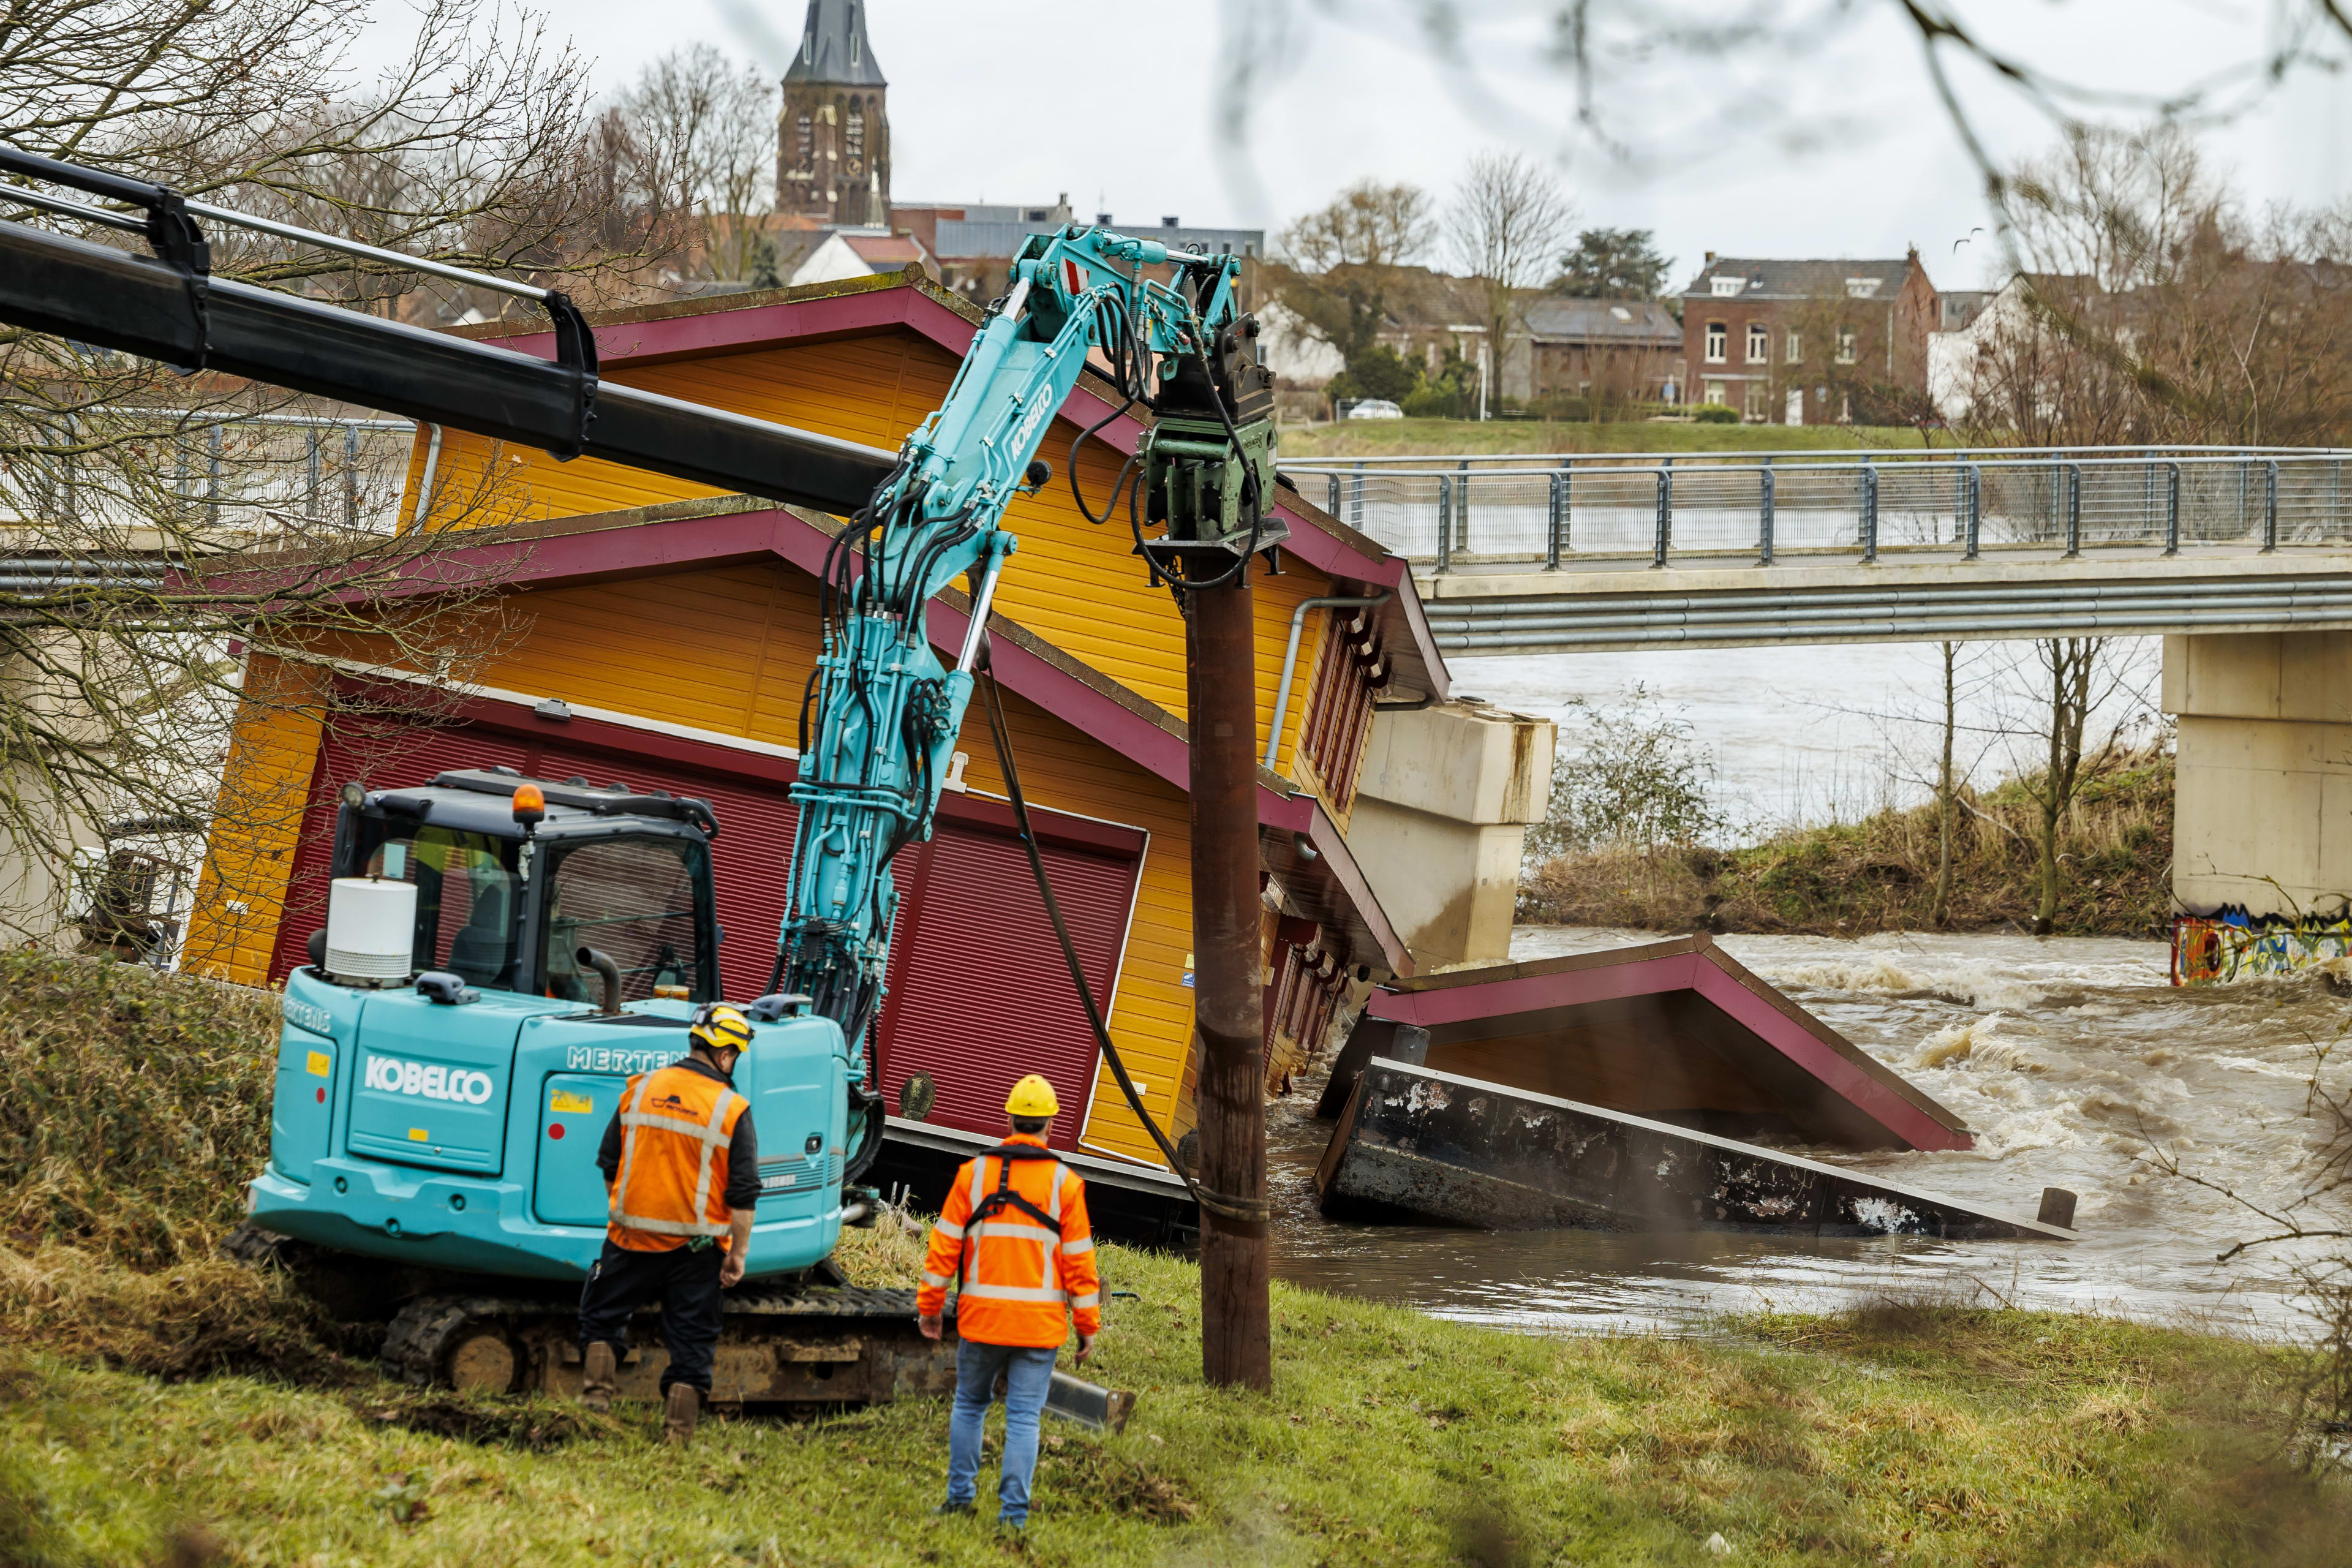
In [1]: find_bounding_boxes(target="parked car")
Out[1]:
[1344,399,1405,421]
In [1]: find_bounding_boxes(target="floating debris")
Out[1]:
[1316,1056,2076,1241]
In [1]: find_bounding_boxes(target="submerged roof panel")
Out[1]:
[1333,933,1970,1152]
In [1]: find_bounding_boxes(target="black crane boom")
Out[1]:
[0,216,895,515]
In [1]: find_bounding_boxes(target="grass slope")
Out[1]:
[1279,420,1943,461]
[2,1267,2342,1568]
[0,951,2341,1565]
[1523,750,2174,938]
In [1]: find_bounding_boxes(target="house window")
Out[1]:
[1704,322,1727,363]
[1746,323,1768,364]
[1703,380,1727,405]
[1710,274,1744,296]
[846,104,864,160]
[1835,330,1858,364]
[1298,612,1381,811]
[1744,382,1768,420]
[1784,330,1803,364]
[1844,277,1881,298]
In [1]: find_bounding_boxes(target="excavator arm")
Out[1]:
[778,226,1281,1178]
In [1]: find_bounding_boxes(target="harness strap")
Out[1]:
[956,1150,1067,1284]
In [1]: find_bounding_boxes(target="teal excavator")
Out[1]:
[0,145,1275,1403]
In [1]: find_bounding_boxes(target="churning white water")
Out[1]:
[1268,927,2350,1341]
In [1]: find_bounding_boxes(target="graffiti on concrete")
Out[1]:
[2172,910,2352,984]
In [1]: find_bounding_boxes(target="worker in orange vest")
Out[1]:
[577,1002,761,1446]
[918,1074,1101,1531]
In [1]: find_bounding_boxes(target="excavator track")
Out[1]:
[382,1285,957,1408]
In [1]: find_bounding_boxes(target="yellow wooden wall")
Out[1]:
[189,561,1196,1164]
[180,656,328,982]
[405,320,1338,789]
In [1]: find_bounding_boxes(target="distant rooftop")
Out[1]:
[1522,296,1681,345]
[1679,257,1925,302]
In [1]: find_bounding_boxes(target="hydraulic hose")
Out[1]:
[976,659,1266,1227]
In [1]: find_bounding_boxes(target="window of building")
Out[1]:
[1709,274,1744,297]
[1703,380,1727,405]
[794,114,813,172]
[1744,381,1768,420]
[1746,323,1768,363]
[846,103,864,160]
[1835,329,1858,364]
[1704,321,1727,363]
[1298,612,1382,810]
[1784,330,1803,363]
[1844,277,1881,298]
[850,6,862,66]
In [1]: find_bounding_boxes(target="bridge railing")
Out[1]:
[1,409,420,540]
[1283,450,2352,570]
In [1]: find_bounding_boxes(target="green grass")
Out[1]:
[1279,418,1948,462]
[0,1255,2341,1567]
[0,954,2340,1565]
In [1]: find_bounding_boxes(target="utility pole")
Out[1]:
[1187,568,1272,1392]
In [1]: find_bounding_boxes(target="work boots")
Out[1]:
[663,1382,701,1447]
[581,1342,618,1414]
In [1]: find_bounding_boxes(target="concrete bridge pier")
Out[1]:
[2165,631,2352,918]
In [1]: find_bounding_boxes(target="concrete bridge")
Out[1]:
[1284,445,2352,928]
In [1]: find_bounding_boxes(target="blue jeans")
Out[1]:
[944,1338,1058,1526]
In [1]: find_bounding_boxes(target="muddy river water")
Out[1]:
[1267,927,2350,1341]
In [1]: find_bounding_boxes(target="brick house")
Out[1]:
[1517,297,1683,405]
[1676,251,1941,424]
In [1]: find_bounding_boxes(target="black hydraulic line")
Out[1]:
[0,217,895,514]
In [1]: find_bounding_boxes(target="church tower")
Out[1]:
[777,0,891,227]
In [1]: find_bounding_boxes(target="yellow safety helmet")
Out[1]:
[1005,1074,1059,1119]
[690,1003,755,1056]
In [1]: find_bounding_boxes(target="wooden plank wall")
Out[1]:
[403,323,1336,786]
[179,657,328,982]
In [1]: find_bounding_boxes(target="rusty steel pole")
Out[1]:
[1186,569,1272,1391]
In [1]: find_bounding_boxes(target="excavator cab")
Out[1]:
[326,767,723,1005]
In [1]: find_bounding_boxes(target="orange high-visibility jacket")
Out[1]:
[917,1133,1101,1348]
[606,1063,749,1253]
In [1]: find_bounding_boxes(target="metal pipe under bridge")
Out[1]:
[1282,445,2352,652]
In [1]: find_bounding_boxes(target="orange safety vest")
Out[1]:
[606,1063,749,1253]
[917,1133,1101,1348]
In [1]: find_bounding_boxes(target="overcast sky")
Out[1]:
[368,1,2351,292]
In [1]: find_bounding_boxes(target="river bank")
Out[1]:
[3,951,2345,1563]
[1279,418,1937,461]
[1518,750,2173,938]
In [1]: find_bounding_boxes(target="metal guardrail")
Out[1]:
[1281,450,2352,570]
[2,409,418,538]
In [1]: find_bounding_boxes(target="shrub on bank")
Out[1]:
[0,949,277,1265]
[1520,747,2175,936]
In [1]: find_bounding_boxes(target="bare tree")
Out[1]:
[1983,637,2157,933]
[1931,644,1963,925]
[1270,181,1436,375]
[1446,152,1574,414]
[616,44,779,284]
[1943,126,2352,448]
[0,0,658,950]
[1214,4,2352,232]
